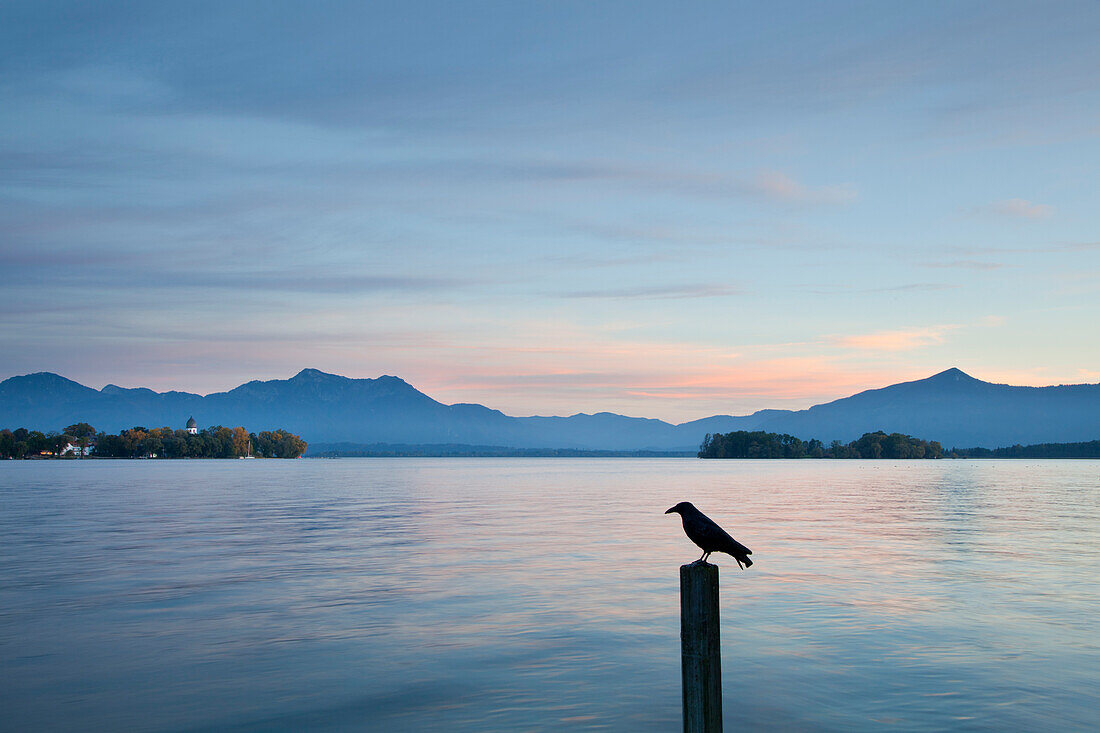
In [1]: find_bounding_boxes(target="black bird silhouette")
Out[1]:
[665,501,753,568]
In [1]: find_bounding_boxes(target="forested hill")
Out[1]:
[2,368,1098,450]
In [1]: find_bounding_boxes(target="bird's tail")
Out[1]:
[740,555,753,568]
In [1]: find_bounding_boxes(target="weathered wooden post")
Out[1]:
[680,560,722,732]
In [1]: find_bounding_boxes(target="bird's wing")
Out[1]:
[696,514,751,557]
[713,528,751,557]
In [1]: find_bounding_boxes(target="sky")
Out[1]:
[1,1,1098,422]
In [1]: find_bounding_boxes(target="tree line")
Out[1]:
[699,430,945,459]
[0,423,307,459]
[948,440,1100,459]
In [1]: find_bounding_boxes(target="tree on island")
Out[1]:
[699,430,944,459]
[252,429,308,458]
[0,423,306,459]
[91,425,307,458]
[0,428,50,458]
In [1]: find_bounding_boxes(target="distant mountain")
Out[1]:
[751,368,1100,449]
[1,367,1098,450]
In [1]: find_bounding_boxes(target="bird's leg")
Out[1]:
[697,549,707,562]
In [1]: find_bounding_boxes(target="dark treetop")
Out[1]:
[666,501,753,569]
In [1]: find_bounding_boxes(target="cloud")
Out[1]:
[923,260,1004,271]
[558,221,742,249]
[561,284,741,300]
[832,325,959,352]
[172,271,467,294]
[864,283,958,293]
[424,354,912,421]
[0,256,469,296]
[1078,369,1100,383]
[1055,241,1100,252]
[947,240,1099,257]
[743,170,857,205]
[980,198,1053,219]
[803,282,958,294]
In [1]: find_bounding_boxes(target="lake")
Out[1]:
[1,459,1097,731]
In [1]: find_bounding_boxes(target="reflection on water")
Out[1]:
[1,459,1097,731]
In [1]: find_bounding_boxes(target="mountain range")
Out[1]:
[1,368,1098,450]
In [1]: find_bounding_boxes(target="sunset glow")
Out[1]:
[1,2,1097,420]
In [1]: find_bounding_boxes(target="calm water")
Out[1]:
[1,459,1097,731]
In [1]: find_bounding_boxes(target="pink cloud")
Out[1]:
[1078,369,1100,383]
[832,326,958,352]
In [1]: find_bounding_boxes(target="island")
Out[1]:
[0,423,307,459]
[699,430,1100,459]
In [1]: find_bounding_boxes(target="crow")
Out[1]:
[665,501,753,569]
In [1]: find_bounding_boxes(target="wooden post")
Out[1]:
[680,560,722,733]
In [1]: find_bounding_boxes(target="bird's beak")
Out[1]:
[664,506,675,514]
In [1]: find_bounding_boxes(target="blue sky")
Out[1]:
[2,1,1098,420]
